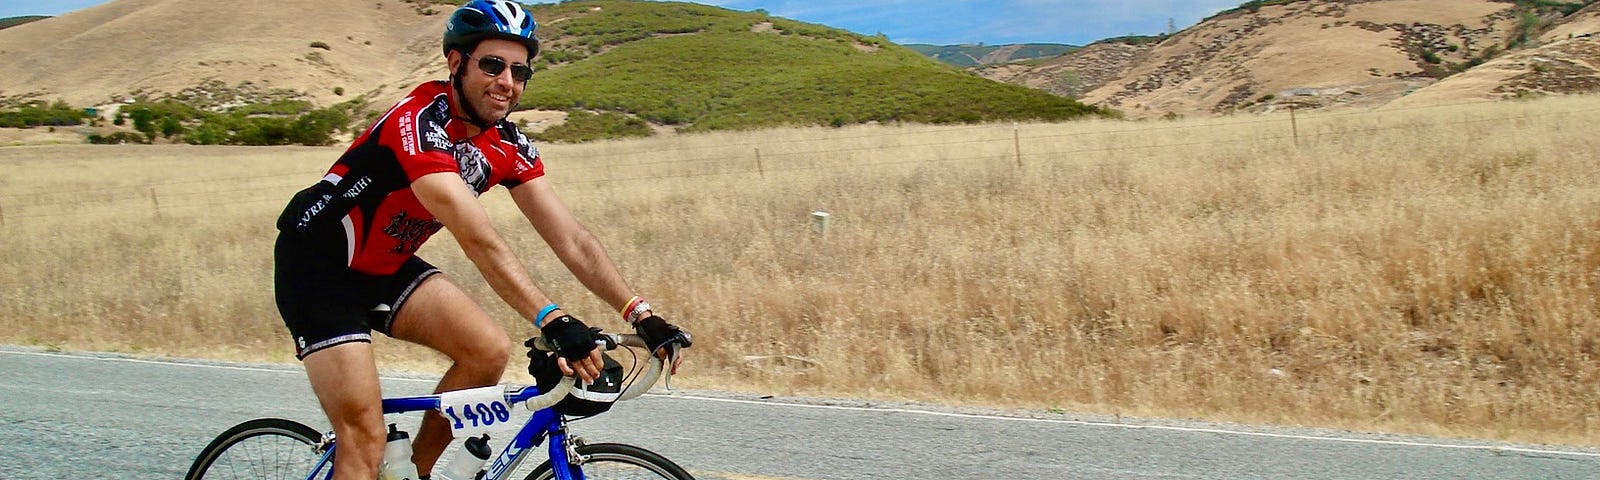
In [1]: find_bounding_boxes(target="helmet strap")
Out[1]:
[449,51,496,131]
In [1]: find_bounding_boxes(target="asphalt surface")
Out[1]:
[2,346,1596,479]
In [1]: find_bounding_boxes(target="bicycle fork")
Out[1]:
[548,416,591,480]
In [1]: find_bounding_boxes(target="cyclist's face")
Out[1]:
[454,39,530,122]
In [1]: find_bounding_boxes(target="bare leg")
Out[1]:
[390,275,513,476]
[303,342,387,480]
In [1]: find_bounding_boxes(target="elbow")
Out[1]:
[454,230,514,262]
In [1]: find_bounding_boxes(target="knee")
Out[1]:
[485,338,512,369]
[334,419,387,470]
[460,336,511,378]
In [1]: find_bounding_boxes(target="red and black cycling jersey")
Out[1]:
[276,80,544,275]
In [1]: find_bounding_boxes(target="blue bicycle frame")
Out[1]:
[305,382,585,480]
[295,333,676,480]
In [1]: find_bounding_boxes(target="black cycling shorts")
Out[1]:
[273,232,439,360]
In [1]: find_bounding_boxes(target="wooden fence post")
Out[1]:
[1013,122,1023,167]
[755,146,766,179]
[1290,104,1300,148]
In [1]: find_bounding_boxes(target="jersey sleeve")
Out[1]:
[384,94,460,182]
[498,122,545,188]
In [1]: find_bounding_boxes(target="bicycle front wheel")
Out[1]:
[526,442,694,480]
[186,418,325,480]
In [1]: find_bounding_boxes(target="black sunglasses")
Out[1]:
[464,53,534,82]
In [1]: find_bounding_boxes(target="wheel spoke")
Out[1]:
[187,419,322,480]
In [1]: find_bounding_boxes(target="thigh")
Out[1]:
[389,274,511,362]
[275,233,377,359]
[301,342,384,435]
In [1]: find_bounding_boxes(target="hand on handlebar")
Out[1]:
[537,315,604,383]
[634,315,691,374]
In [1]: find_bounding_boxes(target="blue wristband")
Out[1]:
[535,304,560,327]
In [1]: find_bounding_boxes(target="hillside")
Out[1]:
[1077,0,1535,117]
[516,2,1104,133]
[0,0,1107,141]
[1389,1,1600,107]
[907,43,1079,67]
[0,0,443,111]
[976,41,1155,98]
[965,0,1597,118]
[0,16,48,30]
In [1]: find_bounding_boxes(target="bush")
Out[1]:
[0,100,87,128]
[181,105,350,146]
[310,41,331,50]
[232,100,313,116]
[289,108,350,146]
[533,110,652,143]
[120,101,201,141]
[87,132,149,144]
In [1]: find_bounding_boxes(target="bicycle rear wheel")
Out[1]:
[186,418,326,480]
[526,442,694,480]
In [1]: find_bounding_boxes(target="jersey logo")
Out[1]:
[500,123,540,176]
[383,211,444,255]
[417,96,455,154]
[456,143,491,194]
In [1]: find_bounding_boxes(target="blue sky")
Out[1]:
[1,0,1245,45]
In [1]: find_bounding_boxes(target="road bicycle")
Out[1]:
[185,332,693,480]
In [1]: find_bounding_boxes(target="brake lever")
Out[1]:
[662,342,680,393]
[597,332,619,350]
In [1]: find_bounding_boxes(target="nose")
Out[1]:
[493,68,517,89]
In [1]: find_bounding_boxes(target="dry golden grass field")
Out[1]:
[2,95,1598,446]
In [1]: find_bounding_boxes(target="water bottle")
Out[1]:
[379,424,418,480]
[437,434,491,480]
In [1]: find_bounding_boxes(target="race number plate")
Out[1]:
[438,385,513,437]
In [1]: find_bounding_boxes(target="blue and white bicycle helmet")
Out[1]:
[443,0,541,59]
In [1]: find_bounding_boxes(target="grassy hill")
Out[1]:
[0,0,1107,144]
[521,1,1107,137]
[0,15,48,30]
[906,43,1080,67]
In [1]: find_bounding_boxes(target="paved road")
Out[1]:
[2,347,1596,479]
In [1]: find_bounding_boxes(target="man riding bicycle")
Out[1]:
[272,1,688,478]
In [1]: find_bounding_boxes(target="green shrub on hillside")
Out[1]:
[182,106,349,146]
[117,99,350,146]
[121,101,201,142]
[0,15,49,31]
[522,31,1107,133]
[0,100,87,128]
[232,99,314,116]
[533,110,652,143]
[1517,0,1592,16]
[86,132,148,144]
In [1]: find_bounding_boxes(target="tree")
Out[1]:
[160,116,184,138]
[289,108,350,146]
[128,108,157,140]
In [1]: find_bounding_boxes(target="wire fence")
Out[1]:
[1,97,1595,224]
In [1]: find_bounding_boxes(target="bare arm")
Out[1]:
[411,172,554,323]
[508,177,644,321]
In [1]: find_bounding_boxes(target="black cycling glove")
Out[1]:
[634,315,691,354]
[539,315,597,361]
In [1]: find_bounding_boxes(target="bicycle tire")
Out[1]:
[186,418,325,480]
[525,442,694,480]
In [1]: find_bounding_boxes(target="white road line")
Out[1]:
[7,348,1596,459]
[652,396,1600,459]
